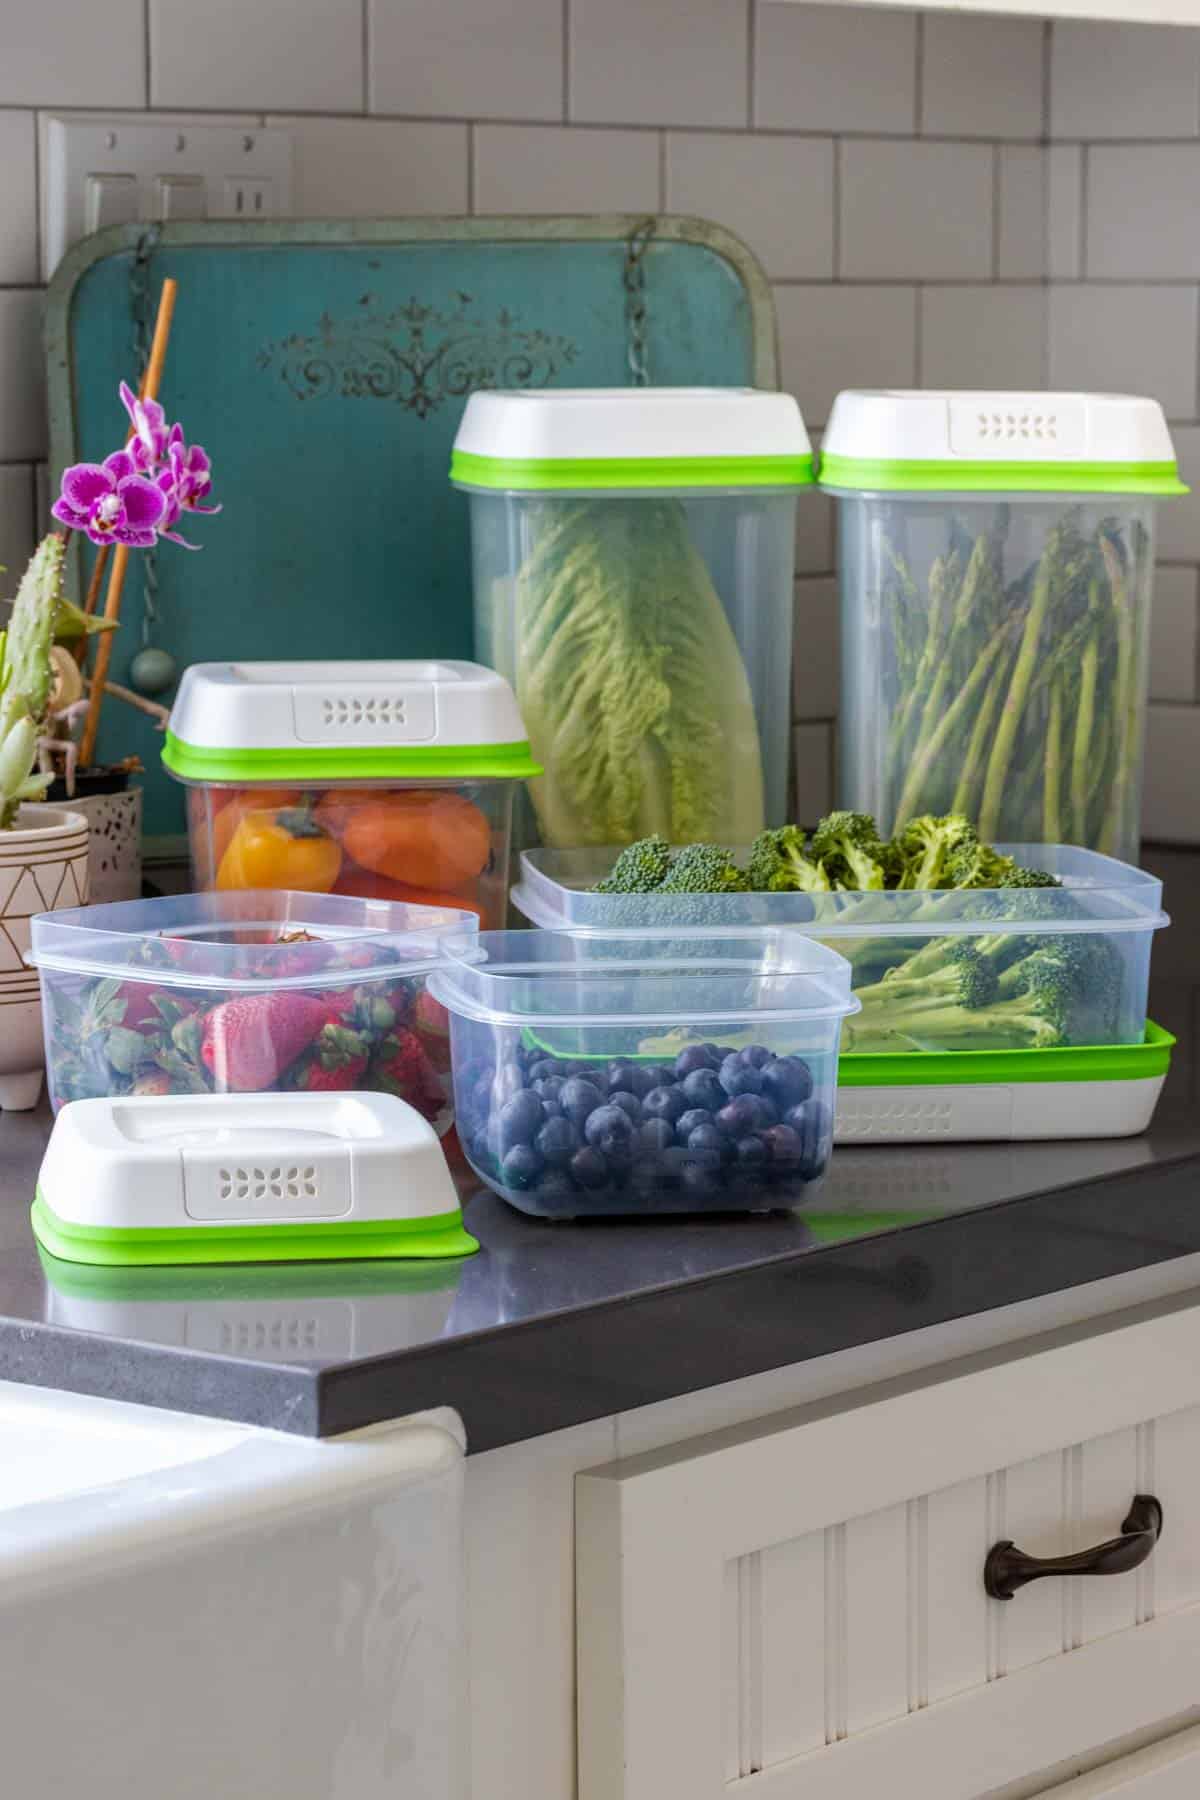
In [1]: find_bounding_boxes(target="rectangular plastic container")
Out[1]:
[28,889,478,1127]
[451,388,814,848]
[427,928,858,1218]
[819,391,1188,861]
[163,660,540,927]
[512,843,1168,1051]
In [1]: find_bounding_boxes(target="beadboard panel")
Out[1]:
[578,1296,1200,1800]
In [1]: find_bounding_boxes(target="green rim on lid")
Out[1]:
[818,454,1188,497]
[450,450,816,491]
[162,730,543,784]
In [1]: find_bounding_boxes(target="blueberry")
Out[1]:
[561,1077,605,1126]
[676,1107,713,1139]
[536,1115,581,1168]
[643,1084,687,1125]
[570,1146,609,1190]
[491,1064,526,1107]
[637,1063,676,1097]
[675,1044,720,1078]
[763,1123,803,1166]
[533,1170,578,1213]
[680,1158,721,1201]
[720,1055,764,1097]
[638,1117,676,1153]
[761,1056,813,1109]
[497,1089,547,1151]
[608,1089,643,1126]
[735,1044,774,1070]
[501,1144,544,1190]
[804,1098,833,1144]
[681,1068,726,1112]
[715,1096,762,1136]
[533,1074,565,1103]
[472,1073,495,1114]
[606,1059,640,1093]
[734,1134,768,1169]
[687,1122,727,1156]
[529,1057,565,1083]
[585,1105,636,1153]
[630,1159,665,1196]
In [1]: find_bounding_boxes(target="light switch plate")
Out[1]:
[43,117,293,279]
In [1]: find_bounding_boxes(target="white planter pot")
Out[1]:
[71,785,142,903]
[0,805,89,1111]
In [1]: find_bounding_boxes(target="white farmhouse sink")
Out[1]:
[0,1381,465,1800]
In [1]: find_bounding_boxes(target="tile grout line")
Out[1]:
[561,0,570,122]
[466,122,476,215]
[746,0,757,131]
[361,0,370,115]
[991,145,1002,282]
[1079,143,1089,281]
[914,14,924,136]
[143,0,152,109]
[831,138,841,281]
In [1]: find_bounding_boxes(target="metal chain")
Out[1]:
[623,217,656,387]
[129,227,161,649]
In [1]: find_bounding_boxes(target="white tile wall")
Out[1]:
[792,721,834,824]
[665,134,833,279]
[1,0,1198,839]
[0,466,35,597]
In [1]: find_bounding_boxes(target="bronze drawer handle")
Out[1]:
[984,1494,1163,1601]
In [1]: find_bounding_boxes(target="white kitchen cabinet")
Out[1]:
[1033,1723,1200,1796]
[777,0,1200,24]
[576,1292,1200,1800]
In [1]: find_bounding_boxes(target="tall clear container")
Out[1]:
[821,391,1187,860]
[452,388,814,848]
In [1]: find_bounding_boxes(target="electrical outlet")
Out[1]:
[43,118,293,279]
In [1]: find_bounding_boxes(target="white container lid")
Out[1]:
[451,387,813,491]
[819,390,1187,496]
[162,659,540,785]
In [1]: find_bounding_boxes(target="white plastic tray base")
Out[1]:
[834,1075,1166,1144]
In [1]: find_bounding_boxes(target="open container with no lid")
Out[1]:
[428,928,859,1218]
[163,660,540,926]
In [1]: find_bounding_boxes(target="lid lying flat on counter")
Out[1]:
[33,1092,479,1266]
[450,387,814,491]
[162,659,541,784]
[819,390,1188,496]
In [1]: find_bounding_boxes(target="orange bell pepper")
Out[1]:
[340,791,491,889]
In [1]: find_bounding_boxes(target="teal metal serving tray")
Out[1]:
[45,215,777,850]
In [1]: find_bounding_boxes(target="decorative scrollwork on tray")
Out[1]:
[258,295,579,417]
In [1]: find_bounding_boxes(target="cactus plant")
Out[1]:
[0,534,66,828]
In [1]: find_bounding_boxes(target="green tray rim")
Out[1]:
[838,1021,1174,1088]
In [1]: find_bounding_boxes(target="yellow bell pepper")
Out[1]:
[216,805,343,894]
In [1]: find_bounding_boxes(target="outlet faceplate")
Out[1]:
[43,117,293,279]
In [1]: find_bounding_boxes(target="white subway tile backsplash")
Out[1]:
[775,284,917,427]
[1047,145,1082,282]
[0,0,145,106]
[0,115,38,288]
[1155,431,1200,565]
[793,576,839,722]
[0,294,46,464]
[755,4,917,134]
[270,117,469,216]
[0,467,35,596]
[1150,568,1199,706]
[1050,20,1200,140]
[921,286,1046,391]
[840,141,993,282]
[369,0,564,122]
[1048,287,1198,422]
[792,722,834,825]
[1087,146,1200,282]
[473,126,659,215]
[921,15,1044,140]
[1144,706,1200,845]
[997,147,1045,282]
[570,0,747,128]
[152,0,362,112]
[665,134,833,280]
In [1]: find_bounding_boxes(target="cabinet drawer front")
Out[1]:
[577,1297,1200,1800]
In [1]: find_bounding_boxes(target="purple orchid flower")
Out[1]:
[51,451,167,548]
[119,380,170,475]
[153,431,221,549]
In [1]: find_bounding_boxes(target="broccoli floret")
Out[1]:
[810,810,890,891]
[746,825,831,893]
[1001,866,1062,889]
[595,835,673,894]
[892,814,979,890]
[943,840,1022,889]
[658,843,750,894]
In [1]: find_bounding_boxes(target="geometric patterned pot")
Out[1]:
[72,785,142,903]
[0,804,89,1111]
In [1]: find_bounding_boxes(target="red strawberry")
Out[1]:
[286,1023,370,1092]
[369,1026,445,1122]
[410,989,451,1072]
[117,982,168,1032]
[200,991,328,1091]
[131,1069,173,1096]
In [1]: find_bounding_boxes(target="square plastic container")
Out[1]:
[451,388,813,847]
[28,889,478,1126]
[512,843,1168,1052]
[819,391,1188,860]
[162,660,540,927]
[427,928,859,1218]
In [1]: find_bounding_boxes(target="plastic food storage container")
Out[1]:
[162,660,540,927]
[28,889,478,1126]
[427,928,859,1217]
[512,842,1168,1051]
[819,391,1187,860]
[451,388,814,847]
